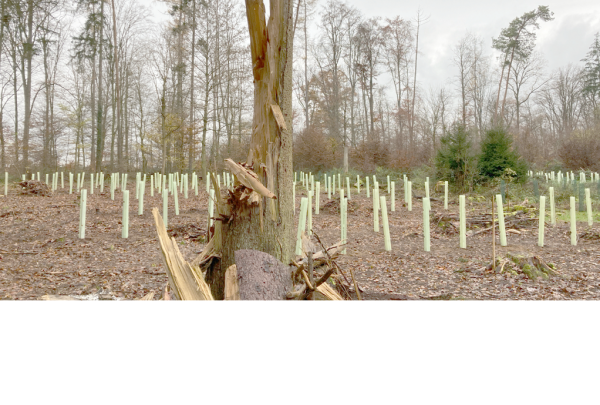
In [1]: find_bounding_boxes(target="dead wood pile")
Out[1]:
[18,180,52,196]
[432,210,538,236]
[321,198,360,214]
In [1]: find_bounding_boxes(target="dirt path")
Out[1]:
[1,182,599,300]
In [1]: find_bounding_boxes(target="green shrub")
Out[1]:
[478,128,527,183]
[435,124,476,190]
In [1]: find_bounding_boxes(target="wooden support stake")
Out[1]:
[341,193,347,254]
[381,196,391,251]
[346,177,351,200]
[208,189,214,229]
[538,196,546,247]
[315,182,320,214]
[496,194,507,246]
[174,185,180,216]
[444,181,448,210]
[295,197,309,256]
[586,188,593,227]
[549,187,555,226]
[570,196,577,245]
[373,184,380,232]
[307,190,313,235]
[110,174,115,200]
[423,197,430,252]
[492,196,495,270]
[460,195,466,249]
[79,189,87,239]
[139,181,145,216]
[122,190,129,239]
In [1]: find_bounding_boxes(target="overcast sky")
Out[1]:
[151,0,600,90]
[342,0,600,89]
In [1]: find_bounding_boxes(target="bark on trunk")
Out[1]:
[205,0,294,300]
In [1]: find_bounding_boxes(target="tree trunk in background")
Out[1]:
[206,0,294,299]
[111,0,122,171]
[43,37,50,171]
[90,43,97,171]
[343,145,348,173]
[188,0,196,171]
[303,0,309,129]
[12,49,19,165]
[21,0,34,167]
[96,0,104,171]
[409,13,421,149]
[124,66,129,171]
[110,66,116,168]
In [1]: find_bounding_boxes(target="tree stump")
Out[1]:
[234,249,293,300]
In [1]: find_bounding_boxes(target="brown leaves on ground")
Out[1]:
[296,184,600,301]
[0,185,208,300]
[1,180,600,300]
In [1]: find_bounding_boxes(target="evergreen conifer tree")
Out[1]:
[478,128,527,182]
[435,124,475,190]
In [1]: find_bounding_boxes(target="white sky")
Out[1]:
[149,0,600,90]
[347,0,600,89]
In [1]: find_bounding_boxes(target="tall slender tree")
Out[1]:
[492,5,553,124]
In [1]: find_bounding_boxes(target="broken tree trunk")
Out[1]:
[203,0,295,299]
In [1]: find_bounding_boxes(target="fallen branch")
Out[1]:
[152,208,213,300]
[313,232,360,300]
[0,250,40,254]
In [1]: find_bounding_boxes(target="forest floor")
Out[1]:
[1,181,599,300]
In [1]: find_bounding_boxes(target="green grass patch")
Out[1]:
[556,210,600,222]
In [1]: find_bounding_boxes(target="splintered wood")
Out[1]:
[270,104,287,131]
[152,208,213,300]
[224,265,240,300]
[224,158,276,200]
